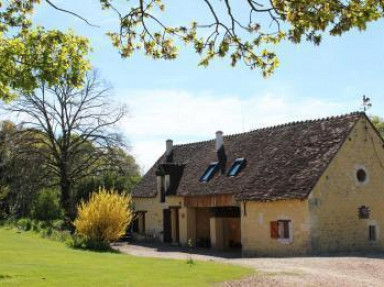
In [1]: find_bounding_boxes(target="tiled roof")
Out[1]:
[132,112,364,201]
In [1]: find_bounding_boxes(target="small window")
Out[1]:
[160,176,166,203]
[358,205,370,219]
[200,162,218,182]
[227,158,245,177]
[270,220,291,239]
[164,175,170,191]
[369,225,376,241]
[278,220,290,239]
[357,169,367,183]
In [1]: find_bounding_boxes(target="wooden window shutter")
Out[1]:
[270,221,278,239]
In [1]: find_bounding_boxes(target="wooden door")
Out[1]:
[163,209,172,243]
[174,208,180,243]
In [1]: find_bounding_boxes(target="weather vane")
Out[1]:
[362,95,372,112]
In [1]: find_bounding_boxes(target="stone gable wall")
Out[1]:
[309,117,384,253]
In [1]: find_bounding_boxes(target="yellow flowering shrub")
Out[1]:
[74,188,132,244]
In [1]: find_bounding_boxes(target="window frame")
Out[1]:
[357,169,367,183]
[355,165,369,186]
[277,220,290,239]
[160,175,166,203]
[369,225,377,242]
[270,219,293,244]
[227,158,245,177]
[200,162,219,182]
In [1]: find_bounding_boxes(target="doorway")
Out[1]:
[163,209,172,243]
[163,208,180,244]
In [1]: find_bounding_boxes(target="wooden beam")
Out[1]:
[184,194,238,208]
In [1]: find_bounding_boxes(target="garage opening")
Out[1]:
[210,207,241,250]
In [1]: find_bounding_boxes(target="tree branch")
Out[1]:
[45,0,100,28]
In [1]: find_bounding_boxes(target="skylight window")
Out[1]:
[228,158,245,177]
[200,162,218,182]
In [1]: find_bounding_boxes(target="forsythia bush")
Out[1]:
[74,188,132,244]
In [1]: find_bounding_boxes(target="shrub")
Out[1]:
[51,230,72,242]
[74,188,132,247]
[52,219,65,231]
[65,233,87,249]
[31,220,41,232]
[31,189,64,221]
[41,226,53,238]
[17,218,32,231]
[38,221,50,230]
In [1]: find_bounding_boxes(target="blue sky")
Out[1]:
[34,1,384,172]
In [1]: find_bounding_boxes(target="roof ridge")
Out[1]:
[174,138,214,148]
[174,111,364,147]
[246,110,363,133]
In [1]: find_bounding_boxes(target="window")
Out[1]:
[160,176,166,203]
[278,220,290,239]
[200,162,218,182]
[227,158,245,177]
[369,225,377,241]
[271,220,291,240]
[356,168,367,183]
[164,175,170,191]
[358,205,370,219]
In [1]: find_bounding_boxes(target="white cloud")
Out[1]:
[119,89,358,172]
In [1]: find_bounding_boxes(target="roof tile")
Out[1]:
[132,112,363,201]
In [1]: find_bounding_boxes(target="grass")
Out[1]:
[0,228,253,287]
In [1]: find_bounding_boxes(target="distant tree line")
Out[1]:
[371,116,384,139]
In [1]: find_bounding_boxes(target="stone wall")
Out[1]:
[309,117,384,253]
[241,199,311,256]
[133,192,187,244]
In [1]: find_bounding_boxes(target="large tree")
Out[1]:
[5,71,127,214]
[0,0,383,102]
[74,147,141,204]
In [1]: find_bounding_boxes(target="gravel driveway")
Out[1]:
[112,243,384,286]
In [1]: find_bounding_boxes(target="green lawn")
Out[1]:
[0,228,252,287]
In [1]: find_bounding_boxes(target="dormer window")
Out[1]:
[200,162,218,182]
[228,158,245,177]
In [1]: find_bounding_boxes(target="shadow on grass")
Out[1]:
[0,275,12,280]
[70,242,121,254]
[74,246,121,254]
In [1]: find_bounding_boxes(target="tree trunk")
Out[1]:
[60,177,71,217]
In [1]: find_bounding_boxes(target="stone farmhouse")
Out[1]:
[132,112,384,256]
